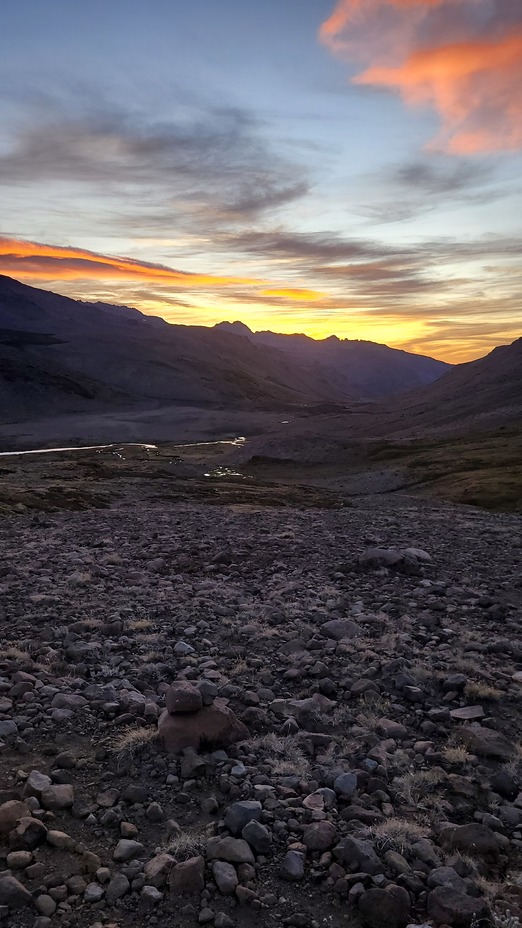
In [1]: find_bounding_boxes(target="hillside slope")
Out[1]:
[394,337,522,431]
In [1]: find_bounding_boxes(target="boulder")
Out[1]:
[0,872,33,909]
[0,800,30,835]
[206,837,254,865]
[334,836,383,875]
[359,886,411,928]
[427,886,490,927]
[158,699,249,753]
[457,725,513,760]
[280,850,305,881]
[302,821,337,851]
[212,861,238,895]
[439,823,500,860]
[165,681,203,714]
[168,856,205,894]
[8,816,48,851]
[321,619,363,641]
[224,801,262,836]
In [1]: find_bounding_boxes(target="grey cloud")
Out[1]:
[0,98,309,224]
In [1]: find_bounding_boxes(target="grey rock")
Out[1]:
[333,772,358,800]
[113,839,145,862]
[84,882,104,903]
[207,836,254,864]
[334,836,383,875]
[224,801,262,836]
[212,861,238,895]
[280,850,305,881]
[0,873,33,908]
[242,820,272,853]
[106,873,130,902]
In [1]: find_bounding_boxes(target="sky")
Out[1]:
[0,0,521,363]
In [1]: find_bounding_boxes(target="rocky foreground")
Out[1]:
[0,491,522,928]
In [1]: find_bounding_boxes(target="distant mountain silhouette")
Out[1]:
[0,275,450,422]
[393,336,522,431]
[215,321,451,399]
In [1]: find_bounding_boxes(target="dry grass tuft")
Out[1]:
[81,617,103,629]
[166,824,209,860]
[228,658,248,677]
[142,650,163,663]
[393,768,447,806]
[250,732,310,777]
[128,618,154,632]
[442,744,473,766]
[112,726,160,755]
[504,742,522,782]
[369,818,427,855]
[0,646,31,662]
[465,681,503,701]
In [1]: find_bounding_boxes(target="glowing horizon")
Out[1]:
[0,1,520,366]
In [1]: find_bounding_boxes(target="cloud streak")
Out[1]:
[320,0,522,152]
[0,237,258,288]
[0,97,309,227]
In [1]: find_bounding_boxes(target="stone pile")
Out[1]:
[158,681,249,753]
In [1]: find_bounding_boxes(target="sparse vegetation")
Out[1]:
[166,824,210,860]
[112,726,160,756]
[464,680,503,701]
[393,767,447,805]
[369,818,427,855]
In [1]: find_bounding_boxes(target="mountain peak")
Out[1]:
[214,320,253,337]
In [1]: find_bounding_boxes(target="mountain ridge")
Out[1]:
[0,275,451,422]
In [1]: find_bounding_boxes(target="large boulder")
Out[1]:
[168,856,205,894]
[439,823,500,860]
[0,873,33,909]
[457,724,513,761]
[427,886,490,927]
[321,619,363,641]
[158,699,249,753]
[358,886,410,928]
[0,800,30,835]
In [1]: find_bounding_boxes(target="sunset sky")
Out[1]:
[1,0,521,362]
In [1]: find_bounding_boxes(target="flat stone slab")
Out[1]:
[450,706,485,720]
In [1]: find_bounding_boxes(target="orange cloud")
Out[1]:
[356,32,522,153]
[320,1,522,152]
[0,236,257,288]
[320,0,447,53]
[260,288,325,301]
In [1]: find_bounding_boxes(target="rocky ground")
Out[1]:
[1,460,522,928]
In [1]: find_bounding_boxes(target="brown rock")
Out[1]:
[457,725,512,760]
[302,821,337,851]
[168,856,205,894]
[358,886,410,928]
[0,800,30,835]
[427,886,490,927]
[144,853,175,887]
[158,699,249,753]
[8,817,47,851]
[40,784,74,810]
[165,681,203,714]
[439,823,499,860]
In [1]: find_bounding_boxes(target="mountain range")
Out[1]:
[0,275,451,421]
